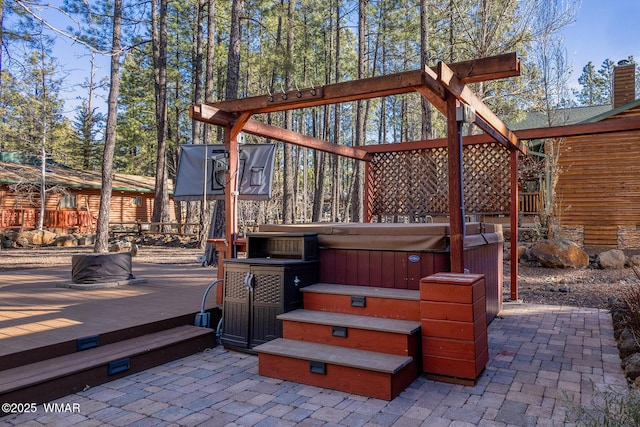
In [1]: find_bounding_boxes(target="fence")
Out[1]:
[0,209,200,236]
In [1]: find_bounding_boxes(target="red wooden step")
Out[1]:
[301,283,420,321]
[278,309,420,357]
[255,338,417,400]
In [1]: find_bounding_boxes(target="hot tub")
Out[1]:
[258,222,503,321]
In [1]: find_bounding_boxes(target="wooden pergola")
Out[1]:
[191,52,525,301]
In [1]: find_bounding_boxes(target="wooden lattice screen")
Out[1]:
[367,142,511,220]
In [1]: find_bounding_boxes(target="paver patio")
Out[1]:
[1,295,627,426]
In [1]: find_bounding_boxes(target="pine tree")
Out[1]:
[576,61,608,106]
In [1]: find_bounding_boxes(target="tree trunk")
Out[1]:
[282,0,296,224]
[331,0,341,222]
[420,0,433,140]
[199,0,217,248]
[352,0,367,222]
[226,0,243,100]
[94,0,122,253]
[202,0,216,142]
[312,107,327,222]
[186,0,206,236]
[151,0,170,232]
[208,0,243,263]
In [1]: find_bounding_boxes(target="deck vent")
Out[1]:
[76,335,99,351]
[108,358,131,376]
[331,326,348,338]
[350,295,366,308]
[309,361,327,375]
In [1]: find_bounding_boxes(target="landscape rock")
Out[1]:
[110,241,138,256]
[630,255,640,267]
[15,237,30,247]
[598,249,626,269]
[4,230,19,242]
[518,246,527,260]
[622,353,640,381]
[19,230,57,245]
[77,234,96,246]
[618,328,640,359]
[527,239,589,269]
[54,235,78,247]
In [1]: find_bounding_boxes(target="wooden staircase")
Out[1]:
[254,283,422,400]
[0,318,215,413]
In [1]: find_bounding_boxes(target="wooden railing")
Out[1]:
[109,221,201,236]
[0,210,200,237]
[0,209,92,232]
[519,192,540,214]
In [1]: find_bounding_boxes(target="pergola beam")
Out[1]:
[437,61,523,153]
[200,53,521,115]
[453,52,521,84]
[190,104,372,161]
[359,116,640,153]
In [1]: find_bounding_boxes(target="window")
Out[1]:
[131,196,142,207]
[60,194,77,209]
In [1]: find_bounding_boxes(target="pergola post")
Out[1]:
[510,149,519,300]
[447,94,464,273]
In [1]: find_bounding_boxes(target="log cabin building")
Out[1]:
[515,61,640,249]
[0,159,174,233]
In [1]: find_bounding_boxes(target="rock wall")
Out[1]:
[551,225,584,246]
[618,226,640,250]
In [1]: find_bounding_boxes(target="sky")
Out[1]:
[39,0,640,118]
[561,0,640,86]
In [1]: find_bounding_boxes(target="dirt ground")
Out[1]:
[505,261,639,309]
[1,245,639,310]
[0,245,205,271]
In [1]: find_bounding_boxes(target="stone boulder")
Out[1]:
[618,329,640,359]
[54,235,78,247]
[110,241,138,256]
[15,236,30,247]
[622,353,640,381]
[3,230,19,242]
[629,255,640,267]
[598,249,626,269]
[518,246,527,260]
[20,230,57,246]
[527,239,589,269]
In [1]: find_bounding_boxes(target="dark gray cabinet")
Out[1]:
[221,258,317,351]
[246,232,318,260]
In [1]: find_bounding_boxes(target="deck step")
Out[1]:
[301,283,420,321]
[0,325,214,408]
[255,338,417,400]
[279,309,421,357]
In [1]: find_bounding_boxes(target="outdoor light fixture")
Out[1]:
[456,103,476,124]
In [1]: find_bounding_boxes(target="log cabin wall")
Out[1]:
[0,185,174,231]
[554,105,640,248]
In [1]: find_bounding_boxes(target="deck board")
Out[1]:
[254,338,413,374]
[0,325,213,393]
[278,309,420,334]
[301,283,420,300]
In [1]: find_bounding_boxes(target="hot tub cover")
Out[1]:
[71,253,134,284]
[257,222,502,252]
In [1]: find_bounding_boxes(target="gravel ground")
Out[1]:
[505,261,640,309]
[2,245,639,310]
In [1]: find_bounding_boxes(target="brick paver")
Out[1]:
[0,302,627,426]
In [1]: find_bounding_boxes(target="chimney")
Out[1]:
[613,60,636,108]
